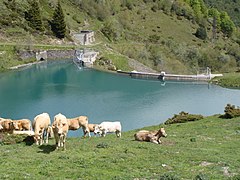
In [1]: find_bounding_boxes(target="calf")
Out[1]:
[52,113,69,150]
[134,128,167,144]
[68,116,90,137]
[12,119,32,131]
[33,113,51,145]
[94,121,121,137]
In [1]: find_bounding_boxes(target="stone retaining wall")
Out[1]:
[18,49,75,61]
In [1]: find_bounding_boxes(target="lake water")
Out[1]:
[0,60,240,137]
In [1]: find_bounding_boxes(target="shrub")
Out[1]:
[159,173,180,180]
[221,104,240,119]
[195,26,207,40]
[164,111,204,124]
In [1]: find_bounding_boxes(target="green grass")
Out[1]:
[1,115,240,179]
[212,73,240,89]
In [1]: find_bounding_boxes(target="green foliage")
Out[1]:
[195,173,209,180]
[221,104,240,119]
[25,0,44,32]
[220,11,235,37]
[164,111,204,124]
[51,1,66,39]
[213,73,240,88]
[195,26,207,40]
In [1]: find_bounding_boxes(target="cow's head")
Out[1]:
[160,128,167,137]
[94,125,102,135]
[12,121,20,130]
[52,113,68,137]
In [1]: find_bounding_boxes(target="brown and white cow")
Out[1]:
[134,128,167,144]
[84,123,98,136]
[52,113,69,150]
[0,118,14,133]
[33,113,51,145]
[67,116,90,137]
[12,119,32,131]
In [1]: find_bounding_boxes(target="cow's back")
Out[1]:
[33,113,51,132]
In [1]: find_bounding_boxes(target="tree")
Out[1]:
[220,11,235,37]
[51,1,66,39]
[25,0,44,31]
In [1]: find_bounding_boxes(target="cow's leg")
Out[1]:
[40,133,44,145]
[63,135,66,150]
[116,130,121,138]
[45,129,49,144]
[101,130,105,137]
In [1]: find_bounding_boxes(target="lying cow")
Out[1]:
[52,113,69,150]
[67,116,90,137]
[134,128,167,144]
[33,113,51,145]
[12,119,32,131]
[94,121,121,137]
[0,118,14,133]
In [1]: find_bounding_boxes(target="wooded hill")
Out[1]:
[0,0,240,74]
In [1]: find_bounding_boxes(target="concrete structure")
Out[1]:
[72,30,95,45]
[36,51,47,61]
[73,49,99,68]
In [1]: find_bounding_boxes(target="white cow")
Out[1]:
[94,121,121,137]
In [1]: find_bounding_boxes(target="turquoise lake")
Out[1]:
[0,60,240,137]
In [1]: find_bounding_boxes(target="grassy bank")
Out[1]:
[1,115,240,179]
[212,73,240,89]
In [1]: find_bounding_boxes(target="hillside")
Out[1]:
[0,0,240,74]
[0,115,240,179]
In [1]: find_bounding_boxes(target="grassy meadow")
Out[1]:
[0,115,240,179]
[212,73,240,89]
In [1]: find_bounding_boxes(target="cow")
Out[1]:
[12,119,32,131]
[0,118,14,133]
[134,128,167,144]
[33,113,51,145]
[83,123,98,137]
[52,113,69,150]
[94,121,121,137]
[67,116,90,137]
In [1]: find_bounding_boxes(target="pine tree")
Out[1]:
[51,1,66,39]
[25,0,44,31]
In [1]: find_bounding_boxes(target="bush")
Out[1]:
[221,104,240,119]
[195,26,207,40]
[164,111,204,124]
